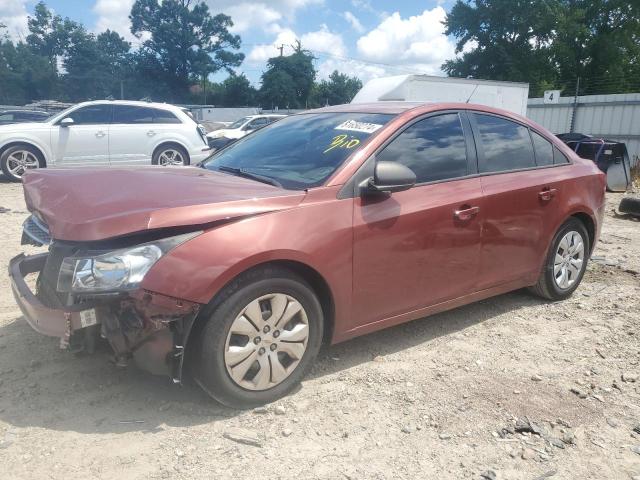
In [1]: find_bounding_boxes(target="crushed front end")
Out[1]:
[10,215,202,382]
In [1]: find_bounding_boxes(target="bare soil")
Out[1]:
[0,177,639,480]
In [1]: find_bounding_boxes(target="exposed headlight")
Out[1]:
[57,232,199,293]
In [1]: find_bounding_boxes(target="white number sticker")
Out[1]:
[79,309,98,328]
[335,119,383,134]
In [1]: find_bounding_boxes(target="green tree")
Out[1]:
[218,73,257,106]
[443,0,640,96]
[443,0,558,96]
[26,1,81,68]
[130,0,244,101]
[310,70,362,107]
[63,30,131,101]
[260,42,316,108]
[0,26,57,103]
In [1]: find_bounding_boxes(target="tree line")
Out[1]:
[0,0,362,108]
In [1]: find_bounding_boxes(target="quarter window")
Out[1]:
[152,108,181,124]
[473,114,535,173]
[67,105,112,124]
[553,147,570,164]
[531,131,554,166]
[376,113,469,184]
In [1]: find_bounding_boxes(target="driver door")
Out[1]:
[52,104,111,167]
[351,112,484,328]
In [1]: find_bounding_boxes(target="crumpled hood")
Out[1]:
[22,167,305,241]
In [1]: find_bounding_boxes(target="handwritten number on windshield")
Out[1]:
[323,134,360,154]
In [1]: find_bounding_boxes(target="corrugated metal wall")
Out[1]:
[527,93,640,164]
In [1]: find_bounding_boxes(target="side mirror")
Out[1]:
[60,117,74,127]
[361,161,416,195]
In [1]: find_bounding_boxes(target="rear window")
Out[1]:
[202,112,394,190]
[473,113,535,173]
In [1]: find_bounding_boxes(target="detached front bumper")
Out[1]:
[9,252,202,381]
[9,253,82,338]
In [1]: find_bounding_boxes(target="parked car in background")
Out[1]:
[556,133,631,192]
[10,102,605,407]
[0,109,50,125]
[206,114,286,148]
[0,100,210,181]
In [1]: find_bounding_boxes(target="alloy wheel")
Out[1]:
[157,149,185,166]
[6,150,39,178]
[553,230,585,289]
[224,293,309,391]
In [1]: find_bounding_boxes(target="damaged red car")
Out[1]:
[9,102,606,407]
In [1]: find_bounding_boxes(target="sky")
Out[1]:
[0,0,470,85]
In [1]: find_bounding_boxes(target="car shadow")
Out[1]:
[0,288,542,434]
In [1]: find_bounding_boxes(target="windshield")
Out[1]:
[202,112,394,190]
[229,116,252,129]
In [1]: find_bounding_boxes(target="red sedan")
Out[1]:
[10,102,605,407]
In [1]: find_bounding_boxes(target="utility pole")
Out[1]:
[569,76,580,133]
[278,44,284,57]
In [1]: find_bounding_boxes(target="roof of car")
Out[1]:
[0,109,49,114]
[77,100,184,112]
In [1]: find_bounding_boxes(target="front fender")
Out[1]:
[0,134,52,164]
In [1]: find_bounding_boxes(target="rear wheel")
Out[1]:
[530,218,590,301]
[152,144,189,166]
[1,145,44,181]
[194,267,323,408]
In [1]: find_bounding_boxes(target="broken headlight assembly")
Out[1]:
[56,232,199,294]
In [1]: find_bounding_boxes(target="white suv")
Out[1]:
[0,100,211,181]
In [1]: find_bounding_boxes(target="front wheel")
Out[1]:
[530,218,590,301]
[1,145,44,181]
[194,267,324,408]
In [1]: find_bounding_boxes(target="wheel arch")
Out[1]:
[0,141,47,166]
[181,258,336,375]
[570,211,596,254]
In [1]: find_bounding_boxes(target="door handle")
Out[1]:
[95,131,106,138]
[538,188,557,201]
[147,130,156,136]
[454,205,480,221]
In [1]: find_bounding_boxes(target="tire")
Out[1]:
[1,144,45,182]
[619,197,640,217]
[151,143,189,166]
[194,266,324,408]
[530,218,590,301]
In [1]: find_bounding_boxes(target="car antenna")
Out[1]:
[465,84,480,103]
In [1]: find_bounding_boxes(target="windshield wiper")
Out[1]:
[217,165,283,188]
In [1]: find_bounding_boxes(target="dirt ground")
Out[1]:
[0,176,639,480]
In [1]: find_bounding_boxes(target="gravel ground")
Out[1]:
[0,176,639,480]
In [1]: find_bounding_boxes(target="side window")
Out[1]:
[67,105,112,125]
[531,131,554,166]
[153,108,181,124]
[248,118,268,129]
[473,114,535,173]
[376,113,469,184]
[0,113,14,122]
[553,147,570,164]
[112,105,154,124]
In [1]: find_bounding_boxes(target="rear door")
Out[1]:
[351,111,484,327]
[52,104,111,166]
[470,112,569,289]
[109,105,168,165]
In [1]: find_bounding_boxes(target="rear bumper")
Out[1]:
[9,253,83,338]
[190,149,212,164]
